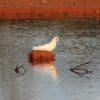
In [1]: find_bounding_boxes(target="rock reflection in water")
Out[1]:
[30,62,66,100]
[32,62,58,81]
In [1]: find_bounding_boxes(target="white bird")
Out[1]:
[32,37,59,52]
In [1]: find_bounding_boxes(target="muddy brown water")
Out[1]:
[0,20,100,100]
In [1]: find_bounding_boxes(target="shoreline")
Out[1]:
[0,7,100,20]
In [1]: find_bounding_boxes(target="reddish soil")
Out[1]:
[0,0,100,20]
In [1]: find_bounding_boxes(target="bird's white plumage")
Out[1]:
[32,37,59,51]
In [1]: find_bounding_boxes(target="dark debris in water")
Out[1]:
[70,61,93,75]
[14,64,26,76]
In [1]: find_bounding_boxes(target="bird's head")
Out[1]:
[53,36,59,42]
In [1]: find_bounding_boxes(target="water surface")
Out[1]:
[0,19,100,100]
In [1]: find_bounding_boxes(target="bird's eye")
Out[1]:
[56,38,59,41]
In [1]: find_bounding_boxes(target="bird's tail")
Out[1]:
[32,47,38,50]
[32,47,35,50]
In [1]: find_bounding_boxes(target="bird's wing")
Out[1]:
[32,43,51,51]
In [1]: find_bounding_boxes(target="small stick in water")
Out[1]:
[70,61,93,74]
[14,64,26,76]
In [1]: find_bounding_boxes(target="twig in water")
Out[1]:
[74,61,91,69]
[70,61,93,74]
[14,64,26,76]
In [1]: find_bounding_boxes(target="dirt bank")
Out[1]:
[0,0,100,20]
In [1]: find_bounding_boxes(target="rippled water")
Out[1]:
[0,20,100,100]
